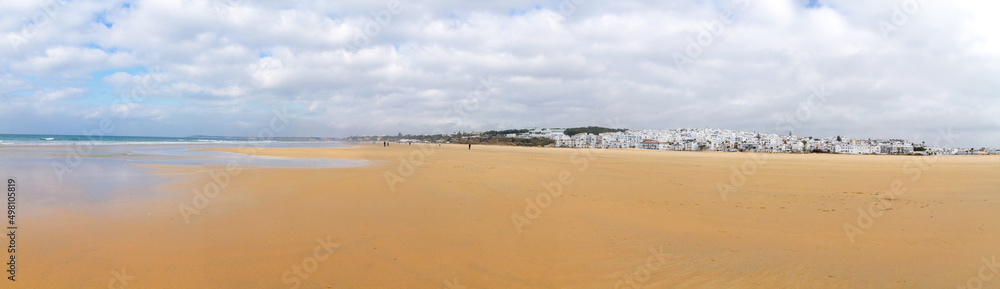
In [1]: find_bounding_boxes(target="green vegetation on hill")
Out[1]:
[455,137,555,147]
[564,126,627,136]
[483,129,530,136]
[341,132,554,147]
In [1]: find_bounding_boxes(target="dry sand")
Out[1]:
[17,143,1000,288]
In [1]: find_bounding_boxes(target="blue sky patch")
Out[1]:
[94,11,113,28]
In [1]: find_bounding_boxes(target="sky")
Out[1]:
[0,0,998,147]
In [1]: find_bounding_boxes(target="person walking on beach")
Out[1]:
[468,144,471,150]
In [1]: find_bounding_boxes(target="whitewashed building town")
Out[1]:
[536,128,974,155]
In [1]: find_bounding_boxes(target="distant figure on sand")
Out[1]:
[469,144,471,150]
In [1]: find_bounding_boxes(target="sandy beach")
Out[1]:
[15,143,1000,288]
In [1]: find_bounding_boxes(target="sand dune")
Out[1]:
[17,143,1000,288]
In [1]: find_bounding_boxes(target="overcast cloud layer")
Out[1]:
[1,0,998,147]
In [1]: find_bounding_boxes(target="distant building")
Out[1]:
[835,144,880,154]
[540,127,959,155]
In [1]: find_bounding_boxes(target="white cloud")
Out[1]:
[0,0,997,146]
[10,46,136,77]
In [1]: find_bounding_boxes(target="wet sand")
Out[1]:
[15,143,1000,288]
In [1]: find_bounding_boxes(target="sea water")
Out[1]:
[0,137,365,210]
